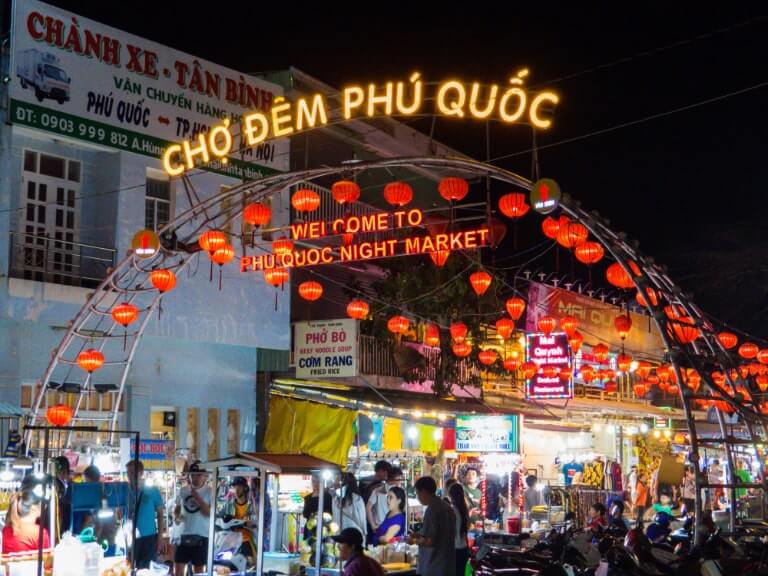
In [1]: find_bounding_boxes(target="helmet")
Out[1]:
[646,522,670,544]
[653,511,672,527]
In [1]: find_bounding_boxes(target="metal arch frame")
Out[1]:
[26,156,766,542]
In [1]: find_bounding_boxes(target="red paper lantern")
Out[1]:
[593,343,609,363]
[617,353,632,373]
[198,229,226,254]
[291,189,321,212]
[243,202,271,226]
[606,263,634,289]
[569,331,584,353]
[211,244,235,266]
[111,303,139,327]
[342,232,355,247]
[429,250,450,267]
[272,238,293,256]
[77,349,104,373]
[450,322,468,343]
[264,267,289,287]
[424,323,440,347]
[487,217,507,249]
[541,366,559,379]
[495,318,515,340]
[669,317,699,345]
[580,365,595,383]
[522,362,538,379]
[541,216,560,239]
[574,241,604,266]
[478,349,497,365]
[498,193,530,219]
[636,287,659,308]
[387,316,410,335]
[298,281,323,302]
[633,383,647,398]
[559,316,579,338]
[717,332,738,350]
[505,297,526,321]
[559,367,573,381]
[685,370,701,391]
[150,269,176,293]
[438,177,469,203]
[556,222,588,249]
[504,357,521,372]
[757,375,768,392]
[739,342,759,359]
[331,180,360,204]
[604,381,618,394]
[452,341,472,357]
[757,349,768,365]
[537,316,557,335]
[346,300,369,320]
[383,182,413,207]
[46,404,73,427]
[614,315,632,340]
[469,271,492,296]
[424,215,449,236]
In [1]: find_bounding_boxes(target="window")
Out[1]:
[16,150,81,284]
[145,170,172,231]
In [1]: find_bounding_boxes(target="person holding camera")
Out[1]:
[173,461,211,576]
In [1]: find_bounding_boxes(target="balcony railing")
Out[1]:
[8,231,117,288]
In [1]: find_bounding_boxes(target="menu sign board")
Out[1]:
[526,332,573,399]
[455,415,519,453]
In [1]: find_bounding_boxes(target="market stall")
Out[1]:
[201,452,341,576]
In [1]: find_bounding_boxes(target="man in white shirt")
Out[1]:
[173,461,211,576]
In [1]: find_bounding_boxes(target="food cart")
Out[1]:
[201,452,340,575]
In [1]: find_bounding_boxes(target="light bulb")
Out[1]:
[433,429,443,441]
[640,423,649,434]
[408,426,418,439]
[653,430,661,439]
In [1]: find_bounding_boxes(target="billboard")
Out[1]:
[525,282,666,356]
[294,319,358,378]
[455,415,520,453]
[10,0,288,177]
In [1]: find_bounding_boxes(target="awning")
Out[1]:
[200,451,339,474]
[0,402,24,417]
[270,378,550,423]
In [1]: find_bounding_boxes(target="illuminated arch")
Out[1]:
[26,156,766,542]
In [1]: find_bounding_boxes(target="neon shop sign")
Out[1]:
[526,332,573,400]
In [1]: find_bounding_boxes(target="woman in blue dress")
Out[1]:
[373,486,406,544]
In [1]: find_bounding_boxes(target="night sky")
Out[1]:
[41,3,768,338]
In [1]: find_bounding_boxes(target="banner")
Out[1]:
[10,0,288,177]
[119,438,174,471]
[455,415,520,453]
[294,319,358,378]
[525,282,666,356]
[526,332,573,399]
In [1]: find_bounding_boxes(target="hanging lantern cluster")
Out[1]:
[383,182,413,207]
